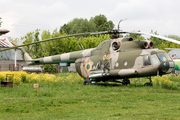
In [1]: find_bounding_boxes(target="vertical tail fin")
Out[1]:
[20,48,32,64]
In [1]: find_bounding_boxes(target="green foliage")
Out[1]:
[152,76,178,90]
[125,30,145,40]
[22,31,36,58]
[7,37,19,45]
[60,18,96,34]
[59,14,115,34]
[90,14,115,31]
[149,30,180,51]
[22,28,110,59]
[33,29,41,58]
[43,64,57,74]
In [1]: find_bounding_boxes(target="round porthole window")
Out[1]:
[124,61,128,66]
[112,42,121,50]
[115,62,119,67]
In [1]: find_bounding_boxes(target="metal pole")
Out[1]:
[15,49,17,69]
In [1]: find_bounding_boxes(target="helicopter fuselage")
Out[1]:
[75,37,175,80]
[27,37,175,81]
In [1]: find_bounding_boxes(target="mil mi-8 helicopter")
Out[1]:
[1,23,180,86]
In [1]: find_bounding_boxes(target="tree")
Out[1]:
[22,29,41,58]
[90,14,114,31]
[33,29,41,58]
[148,30,180,52]
[59,18,96,34]
[125,30,145,40]
[22,31,35,58]
[59,14,115,34]
[8,37,20,45]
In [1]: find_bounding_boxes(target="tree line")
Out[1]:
[1,14,180,58]
[18,14,114,58]
[22,29,110,59]
[59,14,114,34]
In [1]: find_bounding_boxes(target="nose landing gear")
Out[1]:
[122,78,130,85]
[144,77,153,86]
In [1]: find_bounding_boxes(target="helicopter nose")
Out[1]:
[160,61,175,73]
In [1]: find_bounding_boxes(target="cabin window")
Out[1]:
[123,61,128,66]
[143,55,151,66]
[151,54,160,65]
[115,62,119,67]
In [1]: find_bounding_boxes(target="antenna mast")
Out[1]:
[118,18,127,31]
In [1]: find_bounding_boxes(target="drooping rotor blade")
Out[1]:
[0,31,108,52]
[165,48,180,50]
[120,31,180,45]
[0,29,10,35]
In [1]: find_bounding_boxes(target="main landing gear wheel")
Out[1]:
[83,79,91,85]
[144,82,153,86]
[122,78,130,85]
[144,77,153,86]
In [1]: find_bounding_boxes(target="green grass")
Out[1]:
[0,73,180,120]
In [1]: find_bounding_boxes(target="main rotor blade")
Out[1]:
[0,31,108,52]
[120,31,180,45]
[0,29,10,35]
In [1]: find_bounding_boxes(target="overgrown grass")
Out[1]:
[0,72,180,119]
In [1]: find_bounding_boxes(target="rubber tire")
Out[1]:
[122,79,130,85]
[84,79,91,85]
[144,82,153,86]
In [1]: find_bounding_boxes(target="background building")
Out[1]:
[0,38,27,71]
[167,48,180,74]
[167,49,180,59]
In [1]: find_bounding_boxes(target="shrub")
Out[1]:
[0,71,84,84]
[152,75,178,90]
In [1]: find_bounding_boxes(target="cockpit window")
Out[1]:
[151,54,160,65]
[164,52,171,60]
[143,55,151,66]
[157,53,167,62]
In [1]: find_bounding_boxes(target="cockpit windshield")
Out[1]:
[163,52,172,60]
[151,54,160,65]
[150,53,172,65]
[157,53,167,62]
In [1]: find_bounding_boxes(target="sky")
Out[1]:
[0,0,180,39]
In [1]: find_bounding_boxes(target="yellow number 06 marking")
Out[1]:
[103,54,110,60]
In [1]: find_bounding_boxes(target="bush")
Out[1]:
[152,75,178,90]
[0,71,84,84]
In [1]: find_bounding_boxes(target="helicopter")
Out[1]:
[0,26,179,86]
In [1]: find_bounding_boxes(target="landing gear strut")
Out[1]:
[144,77,153,86]
[84,79,91,85]
[122,78,130,85]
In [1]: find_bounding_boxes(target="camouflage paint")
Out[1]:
[23,37,175,80]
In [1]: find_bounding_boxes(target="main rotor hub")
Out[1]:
[108,29,120,39]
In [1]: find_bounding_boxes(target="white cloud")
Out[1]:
[0,0,180,38]
[109,0,180,36]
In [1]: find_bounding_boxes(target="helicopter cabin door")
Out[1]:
[138,55,153,74]
[101,41,110,55]
[100,41,111,70]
